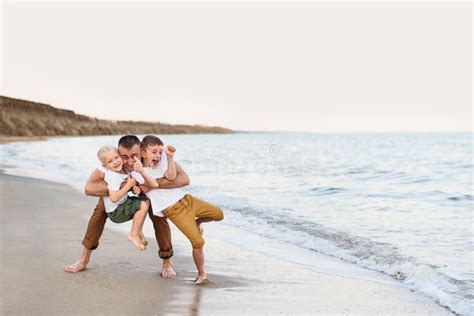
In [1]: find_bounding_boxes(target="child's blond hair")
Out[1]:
[97,145,118,164]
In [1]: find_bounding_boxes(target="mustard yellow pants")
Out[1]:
[163,194,224,249]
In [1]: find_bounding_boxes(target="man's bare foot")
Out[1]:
[64,260,87,273]
[139,232,148,246]
[161,261,176,278]
[128,234,146,250]
[194,275,209,285]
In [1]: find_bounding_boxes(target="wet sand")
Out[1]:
[0,172,453,315]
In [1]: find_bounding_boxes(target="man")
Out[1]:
[65,135,190,277]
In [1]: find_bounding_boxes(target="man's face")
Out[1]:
[118,144,142,172]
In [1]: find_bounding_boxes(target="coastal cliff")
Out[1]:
[0,96,232,136]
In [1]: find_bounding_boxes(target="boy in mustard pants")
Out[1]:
[140,135,224,284]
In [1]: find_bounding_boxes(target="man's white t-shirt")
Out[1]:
[145,157,186,217]
[97,166,145,213]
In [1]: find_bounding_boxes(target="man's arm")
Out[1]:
[84,168,109,197]
[158,162,189,188]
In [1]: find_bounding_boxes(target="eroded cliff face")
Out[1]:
[0,96,232,136]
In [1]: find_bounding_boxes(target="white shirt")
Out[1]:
[145,157,186,217]
[98,166,145,213]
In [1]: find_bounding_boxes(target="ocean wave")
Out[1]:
[399,177,432,184]
[309,187,346,195]
[357,170,409,181]
[222,206,473,315]
[447,195,473,201]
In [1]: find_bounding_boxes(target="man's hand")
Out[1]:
[132,185,142,195]
[133,156,144,173]
[140,184,151,194]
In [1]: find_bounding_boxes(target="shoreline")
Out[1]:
[0,132,237,145]
[0,171,454,315]
[0,136,50,144]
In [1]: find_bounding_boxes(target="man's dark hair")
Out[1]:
[141,135,164,149]
[118,135,140,149]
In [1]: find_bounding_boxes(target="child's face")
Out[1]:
[142,144,163,169]
[102,150,123,172]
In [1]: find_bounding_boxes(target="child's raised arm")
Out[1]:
[164,145,177,181]
[133,157,159,188]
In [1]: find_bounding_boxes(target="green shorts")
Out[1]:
[107,196,148,224]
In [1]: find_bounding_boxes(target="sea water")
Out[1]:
[0,132,472,314]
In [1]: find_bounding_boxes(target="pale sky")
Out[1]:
[1,1,472,132]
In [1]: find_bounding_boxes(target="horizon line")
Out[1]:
[2,94,471,135]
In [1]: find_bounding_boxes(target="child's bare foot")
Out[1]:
[139,233,148,246]
[128,234,146,250]
[194,275,209,285]
[64,260,87,273]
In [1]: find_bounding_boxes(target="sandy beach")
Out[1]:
[0,171,453,315]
